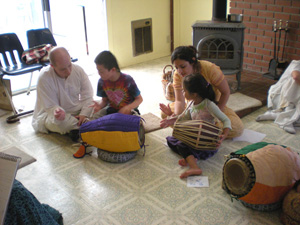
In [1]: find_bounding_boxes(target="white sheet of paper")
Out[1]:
[187,176,209,187]
[232,129,266,143]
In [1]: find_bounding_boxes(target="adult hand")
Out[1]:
[89,101,101,113]
[159,103,172,116]
[75,115,87,126]
[54,108,65,121]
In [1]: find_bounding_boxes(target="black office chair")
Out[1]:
[0,33,43,123]
[27,28,57,48]
[26,28,78,63]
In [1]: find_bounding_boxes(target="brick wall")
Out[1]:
[230,0,300,74]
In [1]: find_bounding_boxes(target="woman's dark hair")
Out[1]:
[171,46,200,72]
[94,51,120,72]
[183,73,216,103]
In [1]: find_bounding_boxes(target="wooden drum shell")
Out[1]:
[173,120,222,151]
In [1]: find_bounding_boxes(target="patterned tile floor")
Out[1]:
[1,57,298,225]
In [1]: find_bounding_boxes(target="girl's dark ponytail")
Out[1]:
[205,83,216,103]
[183,73,216,103]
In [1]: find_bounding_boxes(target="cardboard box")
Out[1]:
[0,79,13,111]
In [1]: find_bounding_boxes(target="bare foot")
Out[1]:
[178,157,197,167]
[178,158,188,166]
[180,168,202,179]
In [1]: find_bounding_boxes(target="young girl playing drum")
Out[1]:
[160,73,231,178]
[160,45,243,138]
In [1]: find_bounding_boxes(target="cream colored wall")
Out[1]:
[173,0,231,47]
[173,0,213,47]
[106,0,231,67]
[106,0,171,67]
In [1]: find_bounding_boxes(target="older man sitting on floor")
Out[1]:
[256,60,300,134]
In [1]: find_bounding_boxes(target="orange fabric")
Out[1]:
[215,106,244,138]
[200,60,224,101]
[73,145,86,158]
[81,130,140,152]
[240,182,294,204]
[173,60,224,101]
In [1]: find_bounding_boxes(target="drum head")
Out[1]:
[138,120,145,147]
[223,158,254,197]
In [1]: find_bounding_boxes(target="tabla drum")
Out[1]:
[172,120,222,151]
[222,142,300,211]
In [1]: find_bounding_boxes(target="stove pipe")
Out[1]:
[212,0,227,21]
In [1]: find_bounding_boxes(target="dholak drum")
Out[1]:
[97,121,145,163]
[222,142,300,211]
[172,120,222,151]
[80,113,145,153]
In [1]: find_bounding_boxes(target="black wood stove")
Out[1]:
[192,0,245,89]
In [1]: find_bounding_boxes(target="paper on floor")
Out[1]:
[233,129,266,143]
[187,176,209,188]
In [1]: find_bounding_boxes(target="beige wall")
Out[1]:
[173,0,213,47]
[106,0,171,67]
[106,0,230,67]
